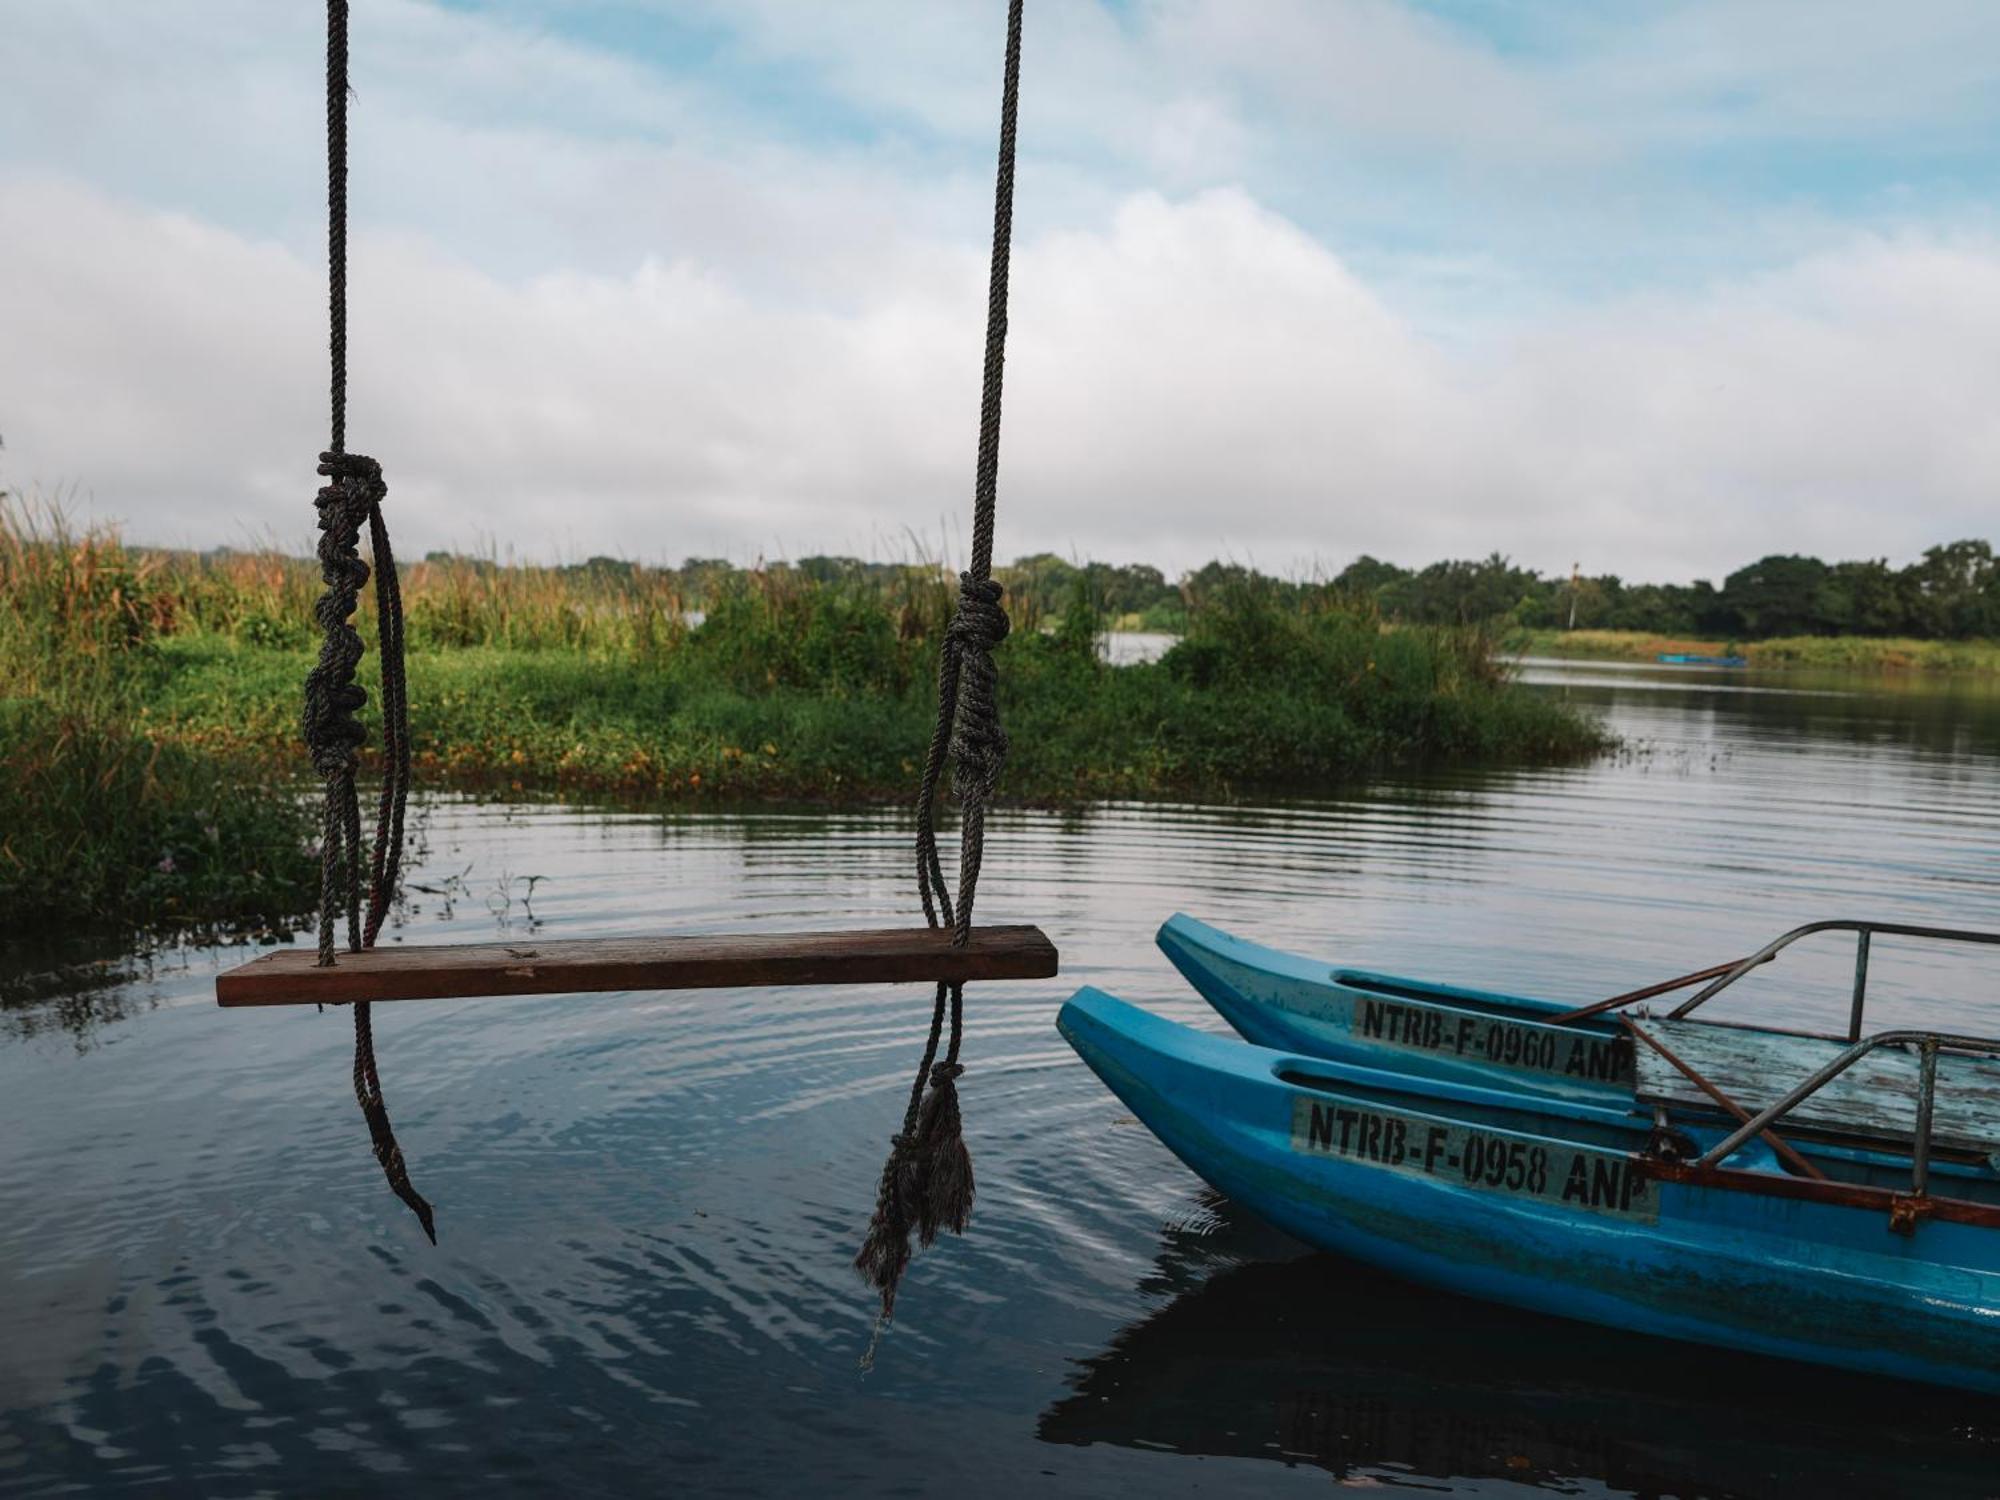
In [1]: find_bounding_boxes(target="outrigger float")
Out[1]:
[1159,915,2000,1170]
[1060,915,2000,1392]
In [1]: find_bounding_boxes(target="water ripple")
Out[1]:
[4,664,1999,1496]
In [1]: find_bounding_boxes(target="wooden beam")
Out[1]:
[216,925,1058,1007]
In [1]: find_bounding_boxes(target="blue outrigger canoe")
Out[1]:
[1159,915,2000,1180]
[1159,912,1638,1104]
[1658,652,1748,666]
[1059,987,2000,1393]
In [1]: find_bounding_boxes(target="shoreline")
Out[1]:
[1502,629,2000,675]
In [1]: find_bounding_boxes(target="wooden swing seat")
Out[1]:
[215,924,1058,1007]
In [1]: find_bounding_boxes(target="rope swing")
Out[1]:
[302,0,432,1243]
[244,1,1052,1295]
[854,0,1025,1327]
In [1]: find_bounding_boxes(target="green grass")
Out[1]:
[1740,636,2000,672]
[0,501,317,941]
[0,700,317,941]
[1,499,1610,940]
[141,576,1608,812]
[144,608,1604,804]
[1509,628,2000,674]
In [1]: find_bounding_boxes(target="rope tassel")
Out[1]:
[905,1058,974,1245]
[854,1139,916,1320]
[854,982,979,1323]
[854,1057,976,1322]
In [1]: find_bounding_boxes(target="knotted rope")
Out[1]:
[302,0,432,1243]
[856,0,1023,1335]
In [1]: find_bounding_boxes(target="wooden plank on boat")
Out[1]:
[1631,1018,2000,1155]
[215,925,1058,1007]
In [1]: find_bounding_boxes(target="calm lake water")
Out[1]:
[5,659,2000,1498]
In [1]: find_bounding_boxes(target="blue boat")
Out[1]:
[1158,915,2000,1170]
[1158,912,1636,1104]
[1657,652,1748,666]
[1058,986,2000,1393]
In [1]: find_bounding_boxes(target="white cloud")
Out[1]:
[5,170,1997,581]
[4,1,2000,581]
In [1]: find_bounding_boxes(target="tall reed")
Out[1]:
[0,496,315,939]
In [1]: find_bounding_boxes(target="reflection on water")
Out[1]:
[0,952,166,1048]
[2,662,1998,1497]
[1039,1196,2000,1496]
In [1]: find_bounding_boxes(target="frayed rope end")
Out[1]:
[907,1062,974,1246]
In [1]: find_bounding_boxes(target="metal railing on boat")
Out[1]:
[1665,920,2000,1041]
[1546,917,2000,1231]
[1696,1027,2000,1201]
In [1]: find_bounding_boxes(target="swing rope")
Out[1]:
[291,0,1026,1263]
[854,0,1024,1327]
[302,0,433,1244]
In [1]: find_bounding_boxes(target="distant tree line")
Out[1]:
[1326,540,2000,640]
[399,539,2000,642]
[990,542,2000,641]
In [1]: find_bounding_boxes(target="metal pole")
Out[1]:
[1848,929,1871,1042]
[1698,1039,1881,1168]
[1552,955,1765,1027]
[1669,918,2000,1023]
[1912,1037,1939,1198]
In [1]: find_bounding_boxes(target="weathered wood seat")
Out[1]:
[1631,1018,2000,1155]
[216,925,1058,1007]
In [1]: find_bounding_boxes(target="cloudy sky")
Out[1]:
[4,1,1998,580]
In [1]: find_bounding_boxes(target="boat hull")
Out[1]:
[1157,912,1634,1104]
[1059,986,2000,1394]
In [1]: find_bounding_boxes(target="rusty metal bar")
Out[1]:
[1639,1156,2000,1231]
[1551,955,1768,1027]
[1698,1027,2000,1169]
[1624,1019,1827,1182]
[1848,929,1871,1042]
[1667,919,2000,1023]
[1912,1036,1939,1199]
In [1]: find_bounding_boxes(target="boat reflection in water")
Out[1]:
[1037,1201,2000,1497]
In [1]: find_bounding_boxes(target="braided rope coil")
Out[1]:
[300,447,434,1242]
[304,452,381,785]
[945,575,1009,810]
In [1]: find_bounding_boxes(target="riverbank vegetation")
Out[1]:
[0,503,317,940]
[1506,629,2000,674]
[128,554,1607,801]
[1,501,1607,939]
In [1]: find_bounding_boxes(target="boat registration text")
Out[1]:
[1350,994,1633,1085]
[1289,1096,1658,1223]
